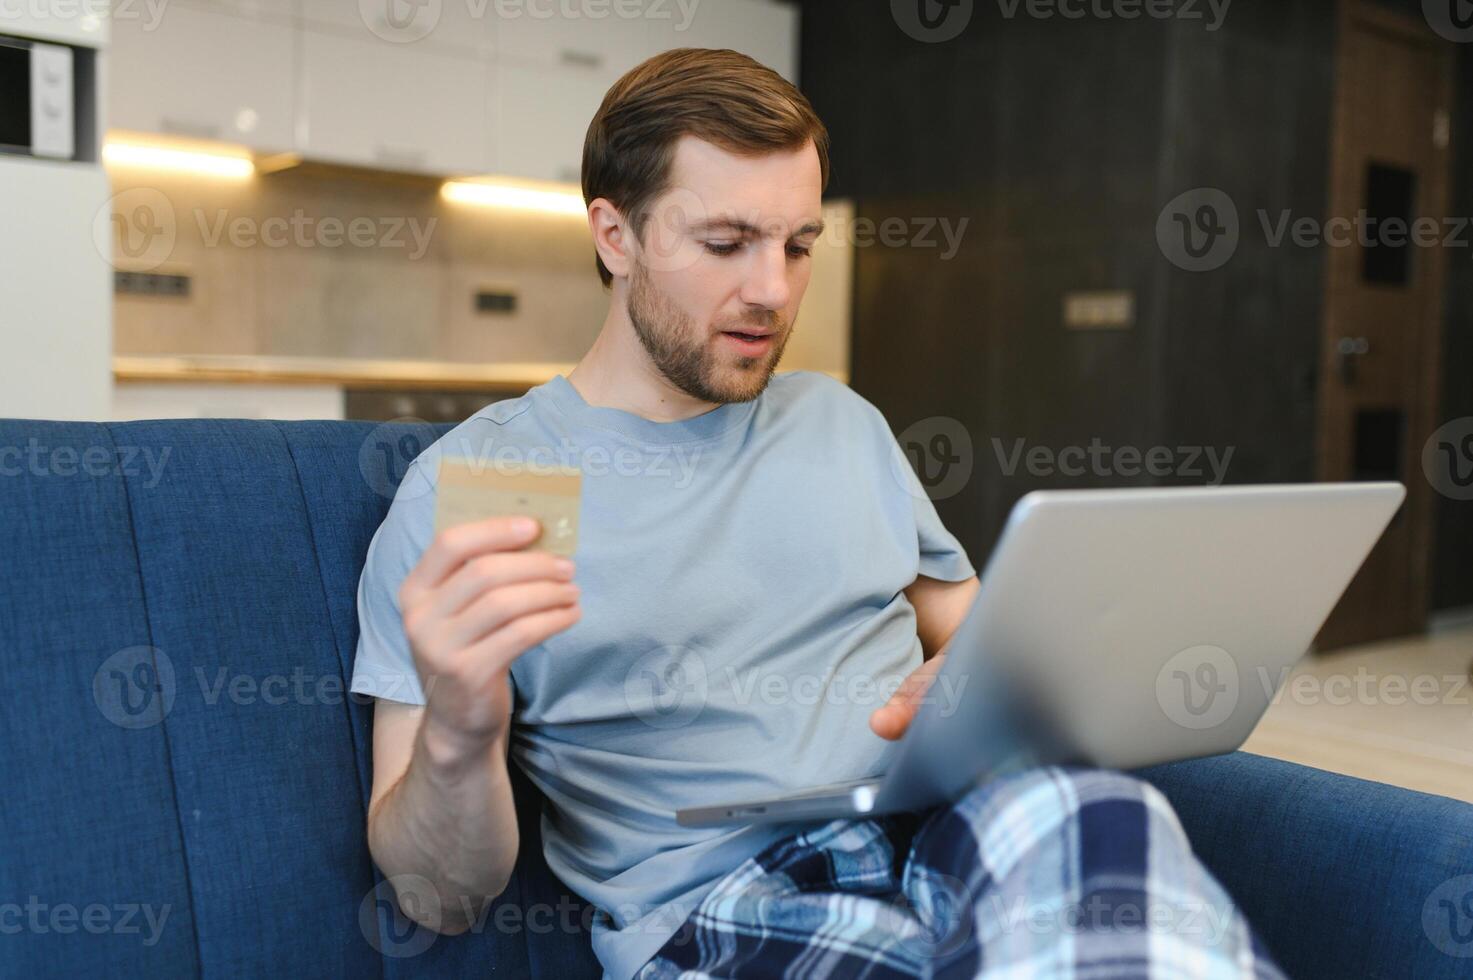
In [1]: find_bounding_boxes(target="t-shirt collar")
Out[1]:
[539,373,759,445]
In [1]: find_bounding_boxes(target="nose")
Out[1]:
[738,241,791,313]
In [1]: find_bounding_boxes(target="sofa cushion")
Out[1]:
[1142,751,1473,980]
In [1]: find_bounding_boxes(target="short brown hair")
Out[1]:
[582,48,831,288]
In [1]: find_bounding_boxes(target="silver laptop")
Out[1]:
[675,482,1406,828]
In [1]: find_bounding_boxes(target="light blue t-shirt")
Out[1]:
[350,370,976,980]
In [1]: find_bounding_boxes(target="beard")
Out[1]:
[626,257,791,404]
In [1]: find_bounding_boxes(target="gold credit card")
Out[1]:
[435,458,582,557]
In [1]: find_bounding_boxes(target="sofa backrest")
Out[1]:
[0,419,600,978]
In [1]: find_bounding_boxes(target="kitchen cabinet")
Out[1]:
[298,29,492,175]
[493,62,609,183]
[493,2,654,72]
[105,0,798,178]
[1,159,112,421]
[656,0,798,81]
[111,382,345,421]
[296,0,495,55]
[170,0,297,20]
[488,2,652,182]
[108,3,296,150]
[492,0,798,181]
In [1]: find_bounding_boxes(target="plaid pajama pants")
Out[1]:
[635,767,1285,979]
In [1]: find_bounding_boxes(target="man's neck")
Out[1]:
[566,304,724,424]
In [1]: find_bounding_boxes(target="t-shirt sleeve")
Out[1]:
[350,457,438,706]
[894,441,977,582]
[912,487,976,581]
[851,383,977,583]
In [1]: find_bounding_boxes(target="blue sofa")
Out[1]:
[2,417,1470,979]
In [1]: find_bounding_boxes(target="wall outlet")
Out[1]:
[115,271,191,298]
[475,290,518,314]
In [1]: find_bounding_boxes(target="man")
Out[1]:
[351,48,1282,979]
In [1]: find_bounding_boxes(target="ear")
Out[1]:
[588,197,634,280]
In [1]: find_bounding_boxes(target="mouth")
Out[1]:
[720,330,776,354]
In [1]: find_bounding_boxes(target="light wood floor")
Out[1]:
[1242,625,1473,803]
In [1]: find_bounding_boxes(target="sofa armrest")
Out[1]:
[1138,751,1473,980]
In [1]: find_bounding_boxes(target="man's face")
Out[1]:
[625,135,825,404]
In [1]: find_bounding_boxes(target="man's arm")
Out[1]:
[365,701,519,935]
[869,573,980,740]
[904,573,980,661]
[363,516,582,934]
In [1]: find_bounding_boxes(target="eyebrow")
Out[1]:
[689,216,826,238]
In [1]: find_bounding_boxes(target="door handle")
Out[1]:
[1335,336,1369,384]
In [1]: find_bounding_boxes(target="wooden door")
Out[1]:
[1315,1,1453,650]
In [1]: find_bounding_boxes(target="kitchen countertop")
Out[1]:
[113,355,577,391]
[114,355,848,389]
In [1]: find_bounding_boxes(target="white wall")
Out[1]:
[0,158,114,421]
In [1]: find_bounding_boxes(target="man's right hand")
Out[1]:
[397,515,581,758]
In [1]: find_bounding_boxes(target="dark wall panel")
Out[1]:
[1154,4,1336,485]
[1434,35,1473,612]
[800,0,1471,611]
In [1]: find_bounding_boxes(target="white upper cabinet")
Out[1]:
[170,0,297,20]
[104,0,798,178]
[298,29,492,175]
[296,0,496,55]
[652,0,798,81]
[108,3,296,150]
[488,0,653,182]
[491,0,799,181]
[494,62,608,183]
[494,1,654,74]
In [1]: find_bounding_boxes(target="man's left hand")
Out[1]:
[868,653,946,741]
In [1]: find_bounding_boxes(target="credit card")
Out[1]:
[435,458,581,557]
